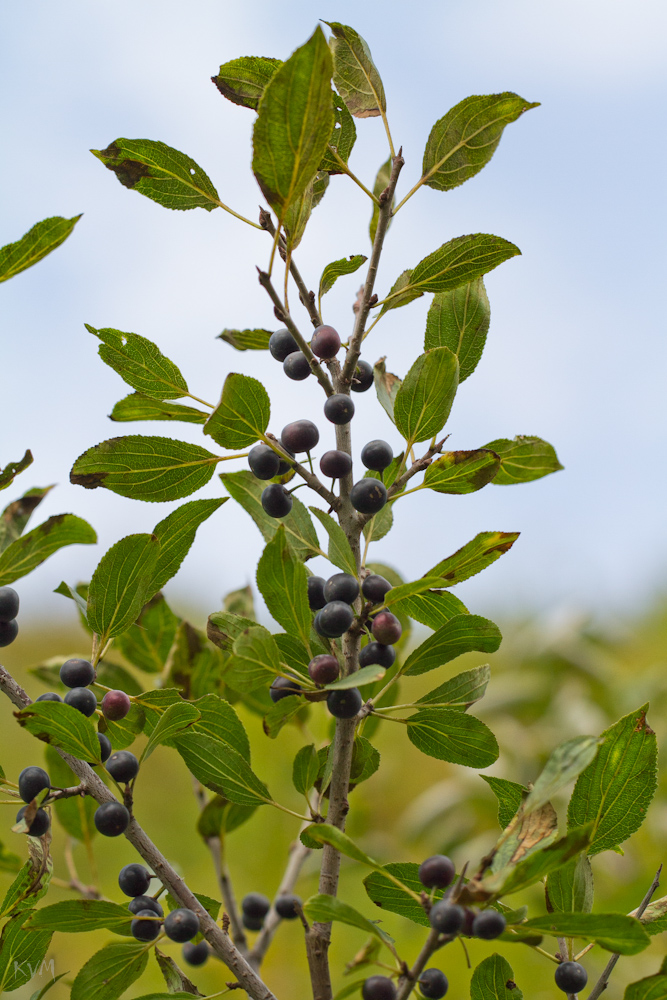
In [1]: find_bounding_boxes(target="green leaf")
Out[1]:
[44,745,97,842]
[470,954,523,1000]
[218,328,272,351]
[154,946,203,996]
[256,526,311,646]
[109,393,207,424]
[190,694,250,763]
[484,435,564,485]
[92,139,219,212]
[283,179,314,251]
[350,736,380,785]
[424,450,500,494]
[524,911,650,955]
[303,894,395,952]
[546,854,594,914]
[212,56,281,110]
[275,633,324,679]
[0,514,96,587]
[225,626,282,694]
[197,795,256,839]
[24,899,133,935]
[364,862,439,928]
[0,840,21,875]
[99,702,145,751]
[568,705,658,855]
[142,701,200,762]
[71,435,220,502]
[150,498,226,595]
[0,215,81,283]
[523,736,602,816]
[479,826,592,898]
[423,93,539,192]
[324,22,386,118]
[0,913,53,993]
[293,744,320,795]
[309,507,356,574]
[325,665,385,690]
[424,278,490,382]
[0,486,54,553]
[252,27,333,223]
[87,324,188,399]
[0,451,34,492]
[481,776,526,830]
[624,972,667,999]
[377,269,421,317]
[173,731,271,806]
[16,701,101,763]
[320,91,357,173]
[333,980,366,1000]
[204,373,270,450]
[403,614,501,676]
[318,255,367,302]
[221,470,320,561]
[115,593,179,673]
[87,533,160,643]
[164,892,220,922]
[393,348,459,445]
[133,688,183,733]
[70,940,150,1000]
[391,589,468,630]
[262,695,306,738]
[382,578,446,607]
[29,971,69,1000]
[1,851,52,918]
[426,531,520,586]
[206,610,256,653]
[416,665,491,711]
[301,823,380,871]
[406,708,498,768]
[369,157,393,244]
[373,358,401,424]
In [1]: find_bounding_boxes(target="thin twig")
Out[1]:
[259,210,322,328]
[248,838,312,968]
[263,434,339,511]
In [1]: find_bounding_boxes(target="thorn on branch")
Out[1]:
[222,911,231,935]
[273,305,287,323]
[258,207,272,230]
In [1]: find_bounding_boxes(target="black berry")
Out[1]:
[128,895,164,916]
[119,863,152,897]
[101,690,131,721]
[350,479,387,514]
[242,893,271,920]
[261,484,293,518]
[323,394,355,425]
[362,976,396,1000]
[419,968,448,999]
[36,692,62,702]
[269,327,299,361]
[243,914,264,931]
[472,909,506,940]
[269,677,303,702]
[308,654,340,685]
[323,573,359,605]
[461,908,477,936]
[371,611,402,645]
[164,908,200,942]
[554,962,588,993]
[307,576,327,610]
[275,894,301,919]
[283,351,311,380]
[361,574,392,604]
[18,766,51,803]
[16,806,50,837]
[97,733,112,763]
[64,687,97,716]
[316,601,354,638]
[183,941,209,966]
[311,325,341,359]
[327,688,362,718]
[361,440,393,472]
[0,587,19,622]
[131,908,162,942]
[248,444,280,480]
[59,657,95,688]
[429,901,465,935]
[418,855,455,890]
[94,801,130,836]
[276,448,295,475]
[106,751,139,783]
[358,642,395,669]
[281,419,319,453]
[350,359,373,392]
[0,620,18,647]
[320,450,352,479]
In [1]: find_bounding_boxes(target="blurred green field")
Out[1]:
[2,597,667,999]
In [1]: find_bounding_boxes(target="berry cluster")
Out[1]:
[119,862,201,954]
[0,586,20,647]
[241,891,302,931]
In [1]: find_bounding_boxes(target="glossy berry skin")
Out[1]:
[119,863,152,897]
[18,766,51,804]
[281,419,319,454]
[97,733,112,763]
[419,968,448,999]
[183,941,209,966]
[106,751,139,783]
[275,894,301,919]
[311,325,341,359]
[554,962,588,993]
[269,327,299,361]
[358,642,395,669]
[242,893,271,920]
[64,687,97,717]
[327,688,362,719]
[323,573,359,605]
[308,654,340,685]
[320,450,352,479]
[283,351,311,380]
[269,677,303,702]
[429,901,465,935]
[0,620,18,647]
[362,976,396,1000]
[316,601,354,638]
[261,484,293,518]
[372,611,402,645]
[128,895,164,917]
[472,909,506,940]
[361,440,393,472]
[164,908,200,942]
[350,359,373,392]
[101,690,131,721]
[323,393,355,425]
[94,801,130,836]
[419,855,455,890]
[307,576,327,610]
[59,657,95,688]
[248,444,280,480]
[362,575,392,604]
[131,909,162,942]
[16,806,50,837]
[350,479,387,514]
[0,587,19,622]
[36,692,62,703]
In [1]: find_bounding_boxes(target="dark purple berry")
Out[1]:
[16,806,50,837]
[243,913,264,931]
[276,448,295,475]
[269,677,303,702]
[323,394,355,425]
[418,855,455,890]
[261,484,293,518]
[119,863,152,897]
[283,351,311,380]
[361,439,393,472]
[362,976,396,1000]
[164,908,200,942]
[311,325,341,359]
[59,658,95,688]
[308,654,340,685]
[131,908,162,941]
[242,893,271,920]
[36,692,62,702]
[97,733,112,763]
[101,690,131,721]
[358,642,395,669]
[371,611,402,645]
[183,941,209,966]
[281,419,319,453]
[106,751,139,783]
[323,573,359,605]
[94,801,130,837]
[419,968,448,999]
[429,901,465,935]
[350,359,373,392]
[18,767,50,803]
[269,327,299,361]
[461,908,477,936]
[0,587,19,622]
[64,687,97,716]
[128,895,164,916]
[248,444,280,480]
[275,894,301,919]
[320,450,352,479]
[554,962,588,993]
[317,601,354,638]
[472,909,506,940]
[0,620,18,647]
[361,575,392,603]
[350,479,387,514]
[307,576,327,610]
[327,688,362,719]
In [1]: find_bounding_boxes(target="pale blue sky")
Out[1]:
[2,0,666,631]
